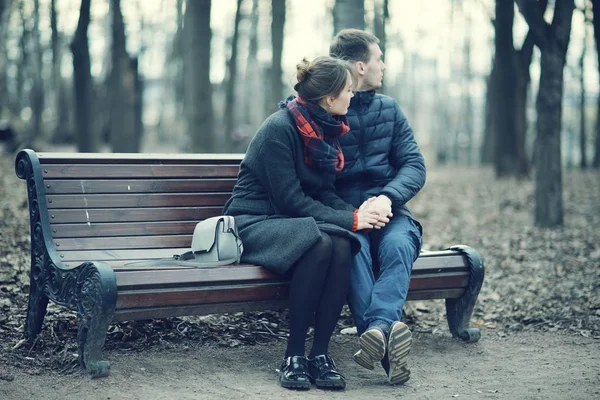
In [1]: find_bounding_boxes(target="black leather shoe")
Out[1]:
[308,354,346,390]
[279,356,311,390]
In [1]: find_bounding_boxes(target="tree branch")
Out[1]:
[515,0,549,49]
[517,0,548,68]
[551,0,575,50]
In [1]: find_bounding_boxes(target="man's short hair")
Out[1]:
[330,29,380,63]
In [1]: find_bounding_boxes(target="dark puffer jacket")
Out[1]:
[335,90,426,218]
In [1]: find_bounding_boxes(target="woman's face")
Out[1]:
[328,71,354,116]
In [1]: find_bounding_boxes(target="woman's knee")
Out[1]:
[312,232,333,260]
[330,236,351,259]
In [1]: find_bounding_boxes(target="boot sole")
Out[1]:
[353,327,386,370]
[387,321,412,385]
[280,379,311,390]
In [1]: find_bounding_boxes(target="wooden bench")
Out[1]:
[15,149,485,378]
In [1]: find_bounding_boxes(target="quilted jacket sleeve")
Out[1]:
[253,138,356,231]
[380,102,426,207]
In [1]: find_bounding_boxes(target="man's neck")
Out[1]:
[355,83,374,92]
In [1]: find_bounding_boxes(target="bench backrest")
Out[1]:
[20,151,244,268]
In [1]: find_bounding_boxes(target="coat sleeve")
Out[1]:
[253,138,357,231]
[316,188,356,212]
[380,102,426,207]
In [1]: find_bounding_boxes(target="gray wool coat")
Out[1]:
[223,109,361,274]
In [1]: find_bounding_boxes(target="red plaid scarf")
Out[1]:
[284,97,350,173]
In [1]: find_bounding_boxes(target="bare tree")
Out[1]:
[579,3,588,169]
[516,0,575,228]
[71,0,96,152]
[268,0,285,114]
[373,0,388,93]
[244,0,263,129]
[592,0,600,168]
[50,0,70,143]
[333,0,365,33]
[29,0,44,145]
[483,1,547,173]
[110,0,137,152]
[373,0,388,58]
[493,0,519,177]
[224,0,244,150]
[183,0,215,152]
[0,0,10,115]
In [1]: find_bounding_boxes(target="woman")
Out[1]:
[223,57,385,390]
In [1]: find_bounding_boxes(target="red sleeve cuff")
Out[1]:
[352,209,359,232]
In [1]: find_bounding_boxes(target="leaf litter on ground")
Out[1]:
[0,157,598,373]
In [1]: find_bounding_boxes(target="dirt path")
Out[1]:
[1,330,598,400]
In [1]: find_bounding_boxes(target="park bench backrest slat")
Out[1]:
[38,157,241,261]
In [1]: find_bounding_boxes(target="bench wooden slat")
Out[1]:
[116,265,282,289]
[113,300,289,322]
[42,164,240,179]
[45,179,237,194]
[51,221,198,238]
[114,267,466,291]
[37,152,244,163]
[116,284,288,309]
[115,284,467,311]
[56,235,192,251]
[112,287,467,322]
[48,206,223,223]
[47,193,232,209]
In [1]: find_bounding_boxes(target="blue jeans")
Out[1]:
[348,215,423,336]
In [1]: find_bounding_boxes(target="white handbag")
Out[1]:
[125,216,243,267]
[178,215,243,265]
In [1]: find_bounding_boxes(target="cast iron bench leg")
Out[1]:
[25,263,49,339]
[445,245,485,343]
[74,262,117,378]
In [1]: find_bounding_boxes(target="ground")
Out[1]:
[1,155,599,399]
[1,330,599,399]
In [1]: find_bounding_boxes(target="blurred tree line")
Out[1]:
[0,0,598,228]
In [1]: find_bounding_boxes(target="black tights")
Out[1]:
[285,232,352,358]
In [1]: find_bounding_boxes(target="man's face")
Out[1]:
[360,43,386,91]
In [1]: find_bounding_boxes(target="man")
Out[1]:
[330,29,426,385]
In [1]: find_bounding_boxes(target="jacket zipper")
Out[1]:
[357,111,366,170]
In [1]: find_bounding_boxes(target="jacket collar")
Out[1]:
[350,90,376,108]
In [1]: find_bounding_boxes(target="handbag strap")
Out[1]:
[123,252,241,268]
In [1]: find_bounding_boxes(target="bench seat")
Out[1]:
[15,149,484,378]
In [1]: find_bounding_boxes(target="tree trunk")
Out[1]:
[579,12,587,169]
[592,0,600,168]
[481,66,496,164]
[268,0,285,114]
[513,31,537,177]
[183,0,215,152]
[517,0,574,228]
[535,49,567,227]
[0,0,9,115]
[110,0,137,152]
[462,4,474,165]
[373,0,388,93]
[333,0,365,33]
[51,0,70,143]
[244,0,262,130]
[70,0,96,152]
[28,0,44,146]
[493,0,518,177]
[223,0,243,151]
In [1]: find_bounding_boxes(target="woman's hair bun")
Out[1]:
[295,58,311,86]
